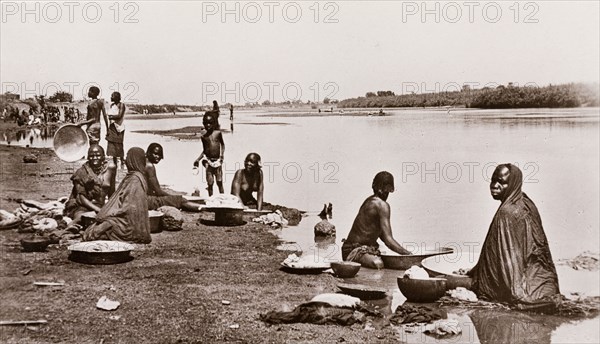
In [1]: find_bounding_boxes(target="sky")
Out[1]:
[1,0,599,104]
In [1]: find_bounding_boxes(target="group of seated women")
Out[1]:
[64,144,265,244]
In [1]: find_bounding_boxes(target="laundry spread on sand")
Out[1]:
[1,198,79,243]
[389,305,446,325]
[260,294,381,326]
[253,210,288,227]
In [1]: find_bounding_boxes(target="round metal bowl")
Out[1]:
[53,124,89,162]
[330,261,361,278]
[202,207,245,226]
[421,256,474,290]
[68,240,134,265]
[21,237,51,252]
[380,247,454,270]
[397,276,447,302]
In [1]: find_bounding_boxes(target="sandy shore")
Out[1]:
[0,144,401,343]
[1,121,598,343]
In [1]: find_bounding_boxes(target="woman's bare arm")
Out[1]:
[257,170,264,211]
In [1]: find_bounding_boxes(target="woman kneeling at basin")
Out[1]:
[231,153,264,211]
[83,147,151,244]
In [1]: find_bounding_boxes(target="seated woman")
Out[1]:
[145,143,203,212]
[83,147,151,244]
[64,144,116,229]
[231,153,264,211]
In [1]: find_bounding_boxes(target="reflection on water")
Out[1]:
[468,309,557,344]
[313,235,335,251]
[1,126,58,147]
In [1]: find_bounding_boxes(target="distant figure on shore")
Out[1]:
[83,147,151,244]
[145,143,203,212]
[342,171,411,269]
[229,104,234,121]
[194,113,225,196]
[211,100,221,129]
[231,153,264,211]
[77,86,108,145]
[106,91,126,169]
[468,164,560,311]
[64,145,116,230]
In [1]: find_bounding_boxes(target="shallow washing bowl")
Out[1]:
[53,124,89,162]
[380,247,454,270]
[68,240,135,265]
[421,255,475,290]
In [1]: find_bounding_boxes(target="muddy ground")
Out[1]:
[0,141,399,343]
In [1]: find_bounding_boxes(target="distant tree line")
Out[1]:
[339,83,599,109]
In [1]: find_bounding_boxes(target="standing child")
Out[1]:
[194,113,225,196]
[106,91,126,169]
[77,86,108,145]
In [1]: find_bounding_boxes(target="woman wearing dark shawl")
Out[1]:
[64,145,116,228]
[83,147,151,244]
[469,164,560,311]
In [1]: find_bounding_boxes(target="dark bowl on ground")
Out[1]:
[68,250,133,264]
[80,211,97,228]
[330,261,361,278]
[380,247,454,270]
[149,210,164,233]
[21,237,51,252]
[397,276,447,302]
[67,241,135,265]
[203,207,245,226]
[337,282,388,300]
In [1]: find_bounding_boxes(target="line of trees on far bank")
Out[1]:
[338,83,599,109]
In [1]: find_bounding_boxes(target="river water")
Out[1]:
[4,107,598,260]
[2,107,599,342]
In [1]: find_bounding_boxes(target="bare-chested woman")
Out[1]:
[341,171,411,269]
[231,153,264,211]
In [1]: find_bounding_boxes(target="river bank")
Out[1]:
[0,144,401,343]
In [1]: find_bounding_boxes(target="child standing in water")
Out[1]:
[194,112,225,196]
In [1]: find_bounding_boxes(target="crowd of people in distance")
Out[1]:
[1,103,83,126]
